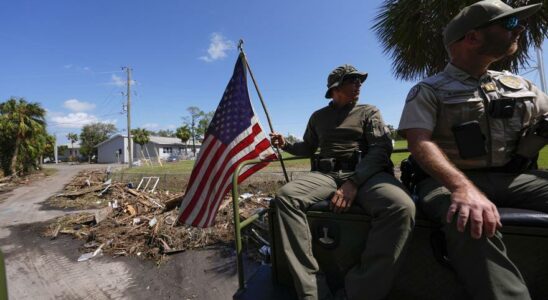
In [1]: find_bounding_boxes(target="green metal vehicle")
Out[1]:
[231,158,548,300]
[1,250,7,300]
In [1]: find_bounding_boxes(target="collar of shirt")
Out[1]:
[444,63,490,85]
[328,100,357,111]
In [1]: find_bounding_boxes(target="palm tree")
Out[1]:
[176,125,191,154]
[131,128,150,163]
[0,98,46,176]
[372,0,548,81]
[66,132,78,161]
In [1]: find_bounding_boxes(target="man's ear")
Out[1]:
[330,87,341,99]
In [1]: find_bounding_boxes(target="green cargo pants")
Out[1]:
[275,171,415,300]
[417,170,548,300]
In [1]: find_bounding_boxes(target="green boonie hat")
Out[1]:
[443,0,542,47]
[325,64,368,99]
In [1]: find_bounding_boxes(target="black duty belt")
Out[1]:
[312,157,357,173]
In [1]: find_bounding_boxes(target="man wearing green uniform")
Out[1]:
[398,1,548,299]
[270,64,415,300]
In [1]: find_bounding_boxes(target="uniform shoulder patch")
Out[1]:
[406,85,421,103]
[498,75,523,90]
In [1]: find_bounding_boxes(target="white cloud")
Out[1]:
[109,74,135,87]
[51,113,99,128]
[199,33,235,62]
[50,113,117,129]
[142,123,160,130]
[166,124,176,129]
[110,74,125,87]
[63,99,96,112]
[63,64,91,72]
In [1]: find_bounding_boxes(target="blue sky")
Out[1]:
[1,0,547,145]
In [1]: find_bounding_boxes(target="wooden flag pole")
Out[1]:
[238,39,290,183]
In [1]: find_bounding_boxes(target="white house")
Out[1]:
[57,142,82,162]
[136,136,185,161]
[96,134,132,164]
[96,134,201,164]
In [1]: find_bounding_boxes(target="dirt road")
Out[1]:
[0,164,244,300]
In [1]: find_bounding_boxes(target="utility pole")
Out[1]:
[191,116,196,155]
[123,66,133,168]
[536,47,547,93]
[54,132,58,164]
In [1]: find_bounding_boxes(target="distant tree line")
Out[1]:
[64,105,214,161]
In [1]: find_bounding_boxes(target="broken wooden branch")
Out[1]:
[57,185,103,198]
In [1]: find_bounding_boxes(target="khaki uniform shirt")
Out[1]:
[284,101,393,185]
[398,63,548,169]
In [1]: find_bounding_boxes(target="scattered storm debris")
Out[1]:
[43,169,272,263]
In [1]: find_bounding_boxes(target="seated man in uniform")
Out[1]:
[270,64,415,300]
[398,1,548,299]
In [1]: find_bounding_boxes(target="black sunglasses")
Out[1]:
[478,16,521,31]
[342,76,362,85]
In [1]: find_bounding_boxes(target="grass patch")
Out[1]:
[114,140,545,185]
[391,141,547,169]
[42,167,58,177]
[394,140,408,149]
[392,140,409,166]
[123,160,196,174]
[119,153,311,175]
[117,141,409,177]
[537,146,548,169]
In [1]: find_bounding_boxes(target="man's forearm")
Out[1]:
[405,128,501,237]
[283,141,315,157]
[409,137,472,192]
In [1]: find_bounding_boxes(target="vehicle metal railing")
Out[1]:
[232,157,283,292]
[1,249,8,300]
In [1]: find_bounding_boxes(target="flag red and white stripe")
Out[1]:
[177,55,276,228]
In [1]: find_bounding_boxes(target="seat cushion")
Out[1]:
[499,208,548,228]
[308,201,548,228]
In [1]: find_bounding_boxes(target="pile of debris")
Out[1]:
[0,175,16,196]
[0,172,47,198]
[44,169,272,263]
[46,169,116,209]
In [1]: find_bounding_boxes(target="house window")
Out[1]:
[163,147,173,154]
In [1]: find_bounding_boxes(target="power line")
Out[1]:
[0,70,124,81]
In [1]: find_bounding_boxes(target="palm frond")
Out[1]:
[373,0,548,81]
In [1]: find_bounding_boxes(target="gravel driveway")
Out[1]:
[0,163,244,300]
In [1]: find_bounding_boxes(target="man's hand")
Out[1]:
[269,132,286,149]
[447,184,502,239]
[329,180,358,213]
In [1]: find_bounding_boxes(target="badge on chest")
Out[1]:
[498,75,523,90]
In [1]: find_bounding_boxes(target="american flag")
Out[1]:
[177,55,276,228]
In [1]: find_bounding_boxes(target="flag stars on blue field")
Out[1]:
[208,57,253,144]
